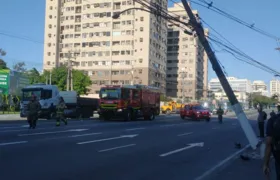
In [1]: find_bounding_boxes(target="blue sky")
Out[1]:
[0,0,279,86]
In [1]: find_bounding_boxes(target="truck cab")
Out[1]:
[20,84,60,119]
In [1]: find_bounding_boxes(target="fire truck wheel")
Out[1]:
[103,113,112,121]
[124,110,132,121]
[148,111,155,121]
[180,115,185,120]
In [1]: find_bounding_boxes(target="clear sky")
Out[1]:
[0,0,279,87]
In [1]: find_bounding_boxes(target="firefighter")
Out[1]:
[216,105,224,124]
[56,97,67,126]
[27,95,41,129]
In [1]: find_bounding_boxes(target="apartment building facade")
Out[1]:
[166,3,208,101]
[270,79,280,96]
[44,0,168,94]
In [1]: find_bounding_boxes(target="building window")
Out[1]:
[50,6,53,10]
[140,17,144,21]
[140,27,143,31]
[140,38,143,42]
[47,52,51,56]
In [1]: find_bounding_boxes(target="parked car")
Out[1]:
[180,104,211,121]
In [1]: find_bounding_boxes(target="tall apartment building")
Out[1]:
[166,3,208,101]
[209,77,252,93]
[270,79,280,96]
[43,0,168,94]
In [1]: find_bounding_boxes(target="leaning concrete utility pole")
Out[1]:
[181,0,259,149]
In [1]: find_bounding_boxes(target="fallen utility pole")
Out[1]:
[181,0,258,149]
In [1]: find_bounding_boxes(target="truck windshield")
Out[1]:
[22,90,42,101]
[99,88,121,100]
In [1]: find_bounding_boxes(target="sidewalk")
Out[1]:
[209,155,276,180]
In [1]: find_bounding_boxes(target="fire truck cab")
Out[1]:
[98,84,161,121]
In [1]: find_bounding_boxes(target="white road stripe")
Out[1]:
[177,132,193,136]
[194,144,250,180]
[0,141,28,146]
[212,127,219,130]
[18,129,88,136]
[160,145,196,157]
[69,132,102,138]
[99,144,136,152]
[125,128,146,131]
[160,123,191,127]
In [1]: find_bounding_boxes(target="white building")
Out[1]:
[270,79,280,96]
[208,77,252,93]
[252,80,269,97]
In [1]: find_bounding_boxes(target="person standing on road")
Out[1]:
[263,112,280,179]
[271,110,276,118]
[56,97,67,126]
[216,106,224,124]
[257,107,267,138]
[26,95,41,129]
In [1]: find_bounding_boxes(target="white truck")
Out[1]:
[20,84,99,119]
[20,84,60,119]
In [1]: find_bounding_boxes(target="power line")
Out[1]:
[168,0,280,76]
[0,31,44,44]
[190,0,280,40]
[208,35,280,75]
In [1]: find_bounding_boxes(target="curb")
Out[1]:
[194,144,251,180]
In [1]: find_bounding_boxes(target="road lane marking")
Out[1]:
[125,128,146,131]
[0,141,28,146]
[177,132,193,137]
[69,132,102,138]
[77,134,138,145]
[212,127,220,130]
[160,123,192,128]
[18,129,88,136]
[160,142,204,157]
[99,144,136,152]
[194,144,250,180]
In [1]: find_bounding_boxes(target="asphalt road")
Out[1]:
[0,112,260,180]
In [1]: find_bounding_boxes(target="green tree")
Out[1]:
[27,68,41,84]
[50,66,91,95]
[13,62,26,72]
[72,70,92,95]
[0,49,8,69]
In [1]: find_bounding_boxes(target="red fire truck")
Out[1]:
[98,84,161,121]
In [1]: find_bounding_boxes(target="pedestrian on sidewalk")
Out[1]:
[257,107,267,138]
[263,112,280,179]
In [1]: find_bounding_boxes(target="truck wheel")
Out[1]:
[124,110,132,121]
[162,111,166,114]
[103,113,112,121]
[166,109,171,115]
[180,115,185,120]
[148,111,155,121]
